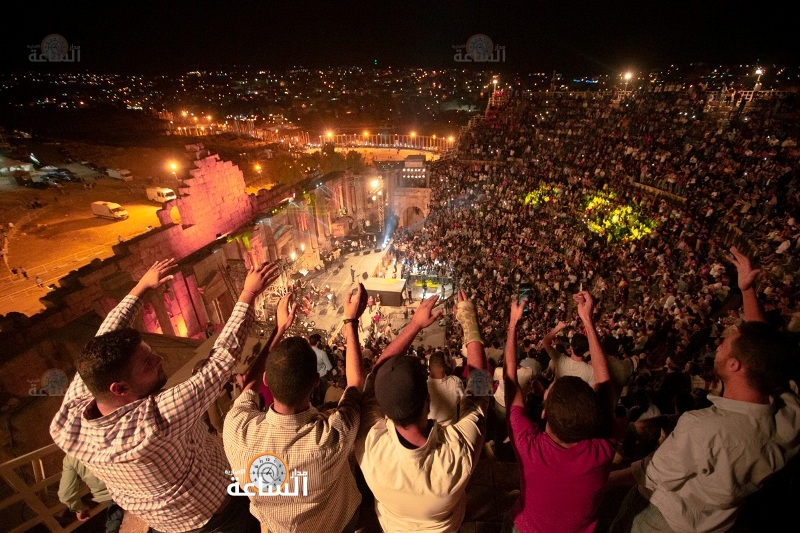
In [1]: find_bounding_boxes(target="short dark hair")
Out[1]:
[428,351,447,369]
[544,376,600,443]
[77,328,141,396]
[308,333,322,346]
[265,337,318,406]
[732,321,795,394]
[570,333,590,356]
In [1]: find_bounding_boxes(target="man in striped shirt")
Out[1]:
[50,259,277,533]
[223,283,368,533]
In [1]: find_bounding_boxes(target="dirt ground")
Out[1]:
[0,135,437,317]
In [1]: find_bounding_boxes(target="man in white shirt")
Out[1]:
[608,247,800,533]
[542,321,594,386]
[309,333,332,405]
[356,292,491,532]
[426,351,465,425]
[519,348,542,377]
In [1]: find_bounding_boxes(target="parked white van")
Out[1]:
[91,201,129,220]
[146,187,177,203]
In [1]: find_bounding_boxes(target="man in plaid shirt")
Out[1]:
[50,259,277,533]
[223,283,368,533]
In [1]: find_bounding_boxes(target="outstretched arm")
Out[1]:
[374,294,442,368]
[129,258,176,299]
[97,258,177,336]
[574,290,616,432]
[155,261,278,435]
[241,290,295,392]
[344,283,369,389]
[542,320,568,358]
[729,246,766,323]
[574,291,610,388]
[455,290,488,375]
[504,297,526,408]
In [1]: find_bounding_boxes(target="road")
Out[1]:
[0,173,162,316]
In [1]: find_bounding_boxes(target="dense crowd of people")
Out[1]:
[49,87,800,533]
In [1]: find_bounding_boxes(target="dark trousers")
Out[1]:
[150,496,259,533]
[105,502,124,533]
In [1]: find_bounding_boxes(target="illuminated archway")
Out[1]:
[169,206,182,225]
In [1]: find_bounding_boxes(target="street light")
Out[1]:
[755,68,764,90]
[624,72,632,92]
[169,162,178,180]
[368,176,385,237]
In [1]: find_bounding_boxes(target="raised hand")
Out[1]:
[411,293,443,329]
[510,296,526,325]
[242,262,280,298]
[729,246,760,291]
[456,290,484,345]
[573,290,594,325]
[133,258,176,295]
[346,283,368,319]
[275,291,296,331]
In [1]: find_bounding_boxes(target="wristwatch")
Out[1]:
[343,318,359,325]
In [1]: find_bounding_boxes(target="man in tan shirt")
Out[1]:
[224,284,368,533]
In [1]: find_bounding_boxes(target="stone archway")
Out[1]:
[169,206,182,225]
[403,206,425,229]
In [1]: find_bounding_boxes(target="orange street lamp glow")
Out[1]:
[363,131,369,138]
[410,131,416,137]
[326,131,333,138]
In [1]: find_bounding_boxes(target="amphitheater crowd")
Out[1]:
[50,87,799,533]
[391,88,799,369]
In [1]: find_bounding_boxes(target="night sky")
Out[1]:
[2,0,798,76]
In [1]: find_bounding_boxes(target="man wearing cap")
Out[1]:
[356,291,491,532]
[223,283,368,533]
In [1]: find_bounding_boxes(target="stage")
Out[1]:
[362,277,407,307]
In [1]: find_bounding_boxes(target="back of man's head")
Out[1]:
[375,356,429,427]
[545,376,600,444]
[570,333,590,357]
[428,351,447,372]
[308,333,322,347]
[77,328,141,397]
[523,339,532,349]
[733,321,796,394]
[265,337,318,406]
